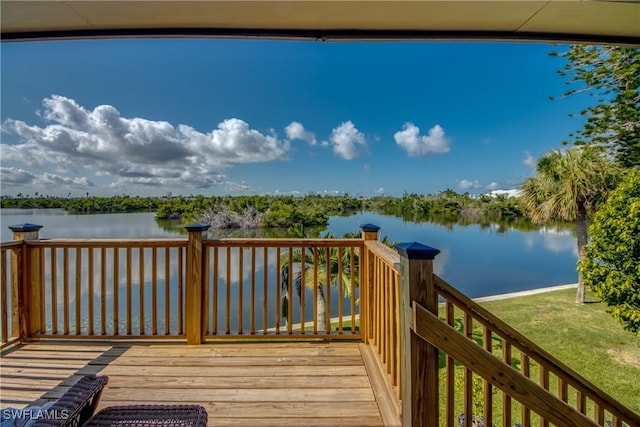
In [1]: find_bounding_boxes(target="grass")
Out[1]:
[471,288,639,417]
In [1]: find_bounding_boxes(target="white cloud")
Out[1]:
[224,181,251,193]
[375,187,384,194]
[329,121,366,160]
[0,166,94,188]
[2,95,290,190]
[273,189,301,195]
[285,121,316,145]
[524,151,536,167]
[394,123,450,157]
[458,179,481,190]
[487,182,501,191]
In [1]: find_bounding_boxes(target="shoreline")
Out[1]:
[473,283,578,303]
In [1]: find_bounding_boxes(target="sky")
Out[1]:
[0,39,593,197]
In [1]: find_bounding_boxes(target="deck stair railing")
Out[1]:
[396,243,640,427]
[1,222,639,427]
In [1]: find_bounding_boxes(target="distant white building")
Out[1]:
[487,189,523,198]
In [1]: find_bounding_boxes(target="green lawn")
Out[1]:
[477,288,639,415]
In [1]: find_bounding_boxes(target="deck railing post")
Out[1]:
[185,223,210,345]
[397,242,440,427]
[360,224,380,344]
[9,223,43,340]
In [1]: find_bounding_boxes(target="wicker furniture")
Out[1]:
[83,405,208,427]
[32,374,109,427]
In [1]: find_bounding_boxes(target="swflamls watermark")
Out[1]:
[1,408,69,422]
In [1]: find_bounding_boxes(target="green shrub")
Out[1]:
[579,169,640,335]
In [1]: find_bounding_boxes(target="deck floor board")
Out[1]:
[1,342,395,426]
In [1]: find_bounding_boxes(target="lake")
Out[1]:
[1,208,578,299]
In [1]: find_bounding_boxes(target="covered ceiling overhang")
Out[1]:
[1,1,639,45]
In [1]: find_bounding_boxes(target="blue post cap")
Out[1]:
[395,242,440,260]
[8,223,43,233]
[360,224,380,232]
[184,223,211,232]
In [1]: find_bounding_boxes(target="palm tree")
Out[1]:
[520,147,621,303]
[280,232,359,331]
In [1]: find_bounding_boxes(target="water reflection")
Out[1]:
[1,209,578,301]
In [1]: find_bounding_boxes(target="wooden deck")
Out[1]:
[0,341,399,426]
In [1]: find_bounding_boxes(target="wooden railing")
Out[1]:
[397,243,640,427]
[363,239,402,399]
[202,238,362,338]
[428,275,640,427]
[0,224,362,342]
[27,239,188,339]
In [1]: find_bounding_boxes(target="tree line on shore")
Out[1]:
[0,191,528,229]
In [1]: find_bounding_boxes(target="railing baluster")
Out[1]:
[113,247,119,335]
[338,247,343,334]
[595,404,605,425]
[226,246,231,335]
[313,247,318,334]
[385,263,391,371]
[262,247,268,335]
[381,262,387,365]
[577,390,587,415]
[325,247,330,335]
[275,247,280,335]
[39,246,45,334]
[559,377,568,403]
[100,248,105,335]
[375,257,381,349]
[165,247,170,335]
[540,365,549,427]
[126,247,132,335]
[287,248,293,334]
[178,246,183,335]
[139,248,145,335]
[213,246,219,335]
[521,353,531,426]
[502,341,512,427]
[350,246,356,334]
[389,269,400,386]
[238,247,244,334]
[63,247,69,335]
[250,246,256,335]
[446,301,455,427]
[483,326,493,427]
[300,246,305,334]
[152,247,157,335]
[464,313,473,427]
[51,248,58,335]
[88,248,94,336]
[75,247,81,334]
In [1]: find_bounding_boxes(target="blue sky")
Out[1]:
[1,39,591,197]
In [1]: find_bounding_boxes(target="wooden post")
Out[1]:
[360,224,379,344]
[9,223,43,340]
[185,223,209,345]
[397,242,440,427]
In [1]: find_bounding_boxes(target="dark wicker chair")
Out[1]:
[32,374,109,427]
[84,405,208,427]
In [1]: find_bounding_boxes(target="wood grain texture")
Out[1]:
[412,303,599,427]
[0,341,384,427]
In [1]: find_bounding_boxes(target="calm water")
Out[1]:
[1,209,578,299]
